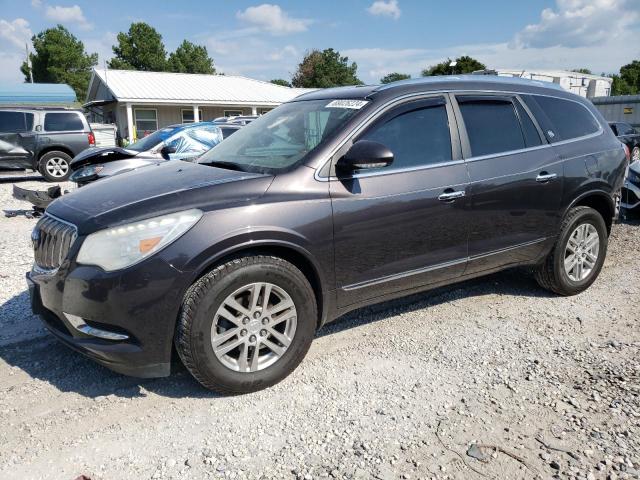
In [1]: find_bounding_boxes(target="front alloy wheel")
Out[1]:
[212,282,297,373]
[176,255,317,394]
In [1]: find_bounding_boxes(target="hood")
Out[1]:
[70,146,143,169]
[47,161,272,233]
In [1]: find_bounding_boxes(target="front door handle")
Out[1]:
[536,172,557,183]
[438,190,466,202]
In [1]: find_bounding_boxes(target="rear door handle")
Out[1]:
[536,172,557,183]
[438,190,465,202]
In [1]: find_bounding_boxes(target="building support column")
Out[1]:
[126,103,134,143]
[193,105,200,122]
[251,106,258,116]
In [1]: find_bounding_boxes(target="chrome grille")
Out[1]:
[32,214,77,271]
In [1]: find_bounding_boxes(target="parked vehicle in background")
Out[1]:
[609,122,640,163]
[218,124,242,138]
[0,107,94,181]
[213,115,259,126]
[27,76,627,394]
[622,161,640,211]
[69,122,224,186]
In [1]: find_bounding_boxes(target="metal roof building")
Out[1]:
[591,94,640,128]
[0,83,76,105]
[84,68,312,142]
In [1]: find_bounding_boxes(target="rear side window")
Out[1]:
[360,99,452,170]
[523,95,600,142]
[457,98,525,157]
[0,111,33,133]
[44,112,84,132]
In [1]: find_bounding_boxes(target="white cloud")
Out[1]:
[45,4,92,30]
[83,31,117,66]
[513,0,639,48]
[0,18,33,50]
[31,0,42,8]
[367,0,401,20]
[236,4,311,35]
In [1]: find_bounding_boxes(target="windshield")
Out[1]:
[127,127,179,152]
[198,99,368,173]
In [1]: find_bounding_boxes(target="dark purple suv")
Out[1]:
[27,76,628,393]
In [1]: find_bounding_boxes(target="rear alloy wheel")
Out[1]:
[632,146,640,163]
[535,206,607,296]
[39,151,72,182]
[175,255,317,394]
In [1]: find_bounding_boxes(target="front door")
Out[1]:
[330,95,470,307]
[0,111,36,169]
[452,94,563,274]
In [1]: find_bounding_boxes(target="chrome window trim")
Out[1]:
[314,88,605,182]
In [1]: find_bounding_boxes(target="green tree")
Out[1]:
[619,60,640,94]
[270,78,292,87]
[167,40,215,74]
[109,22,167,71]
[571,68,592,75]
[421,55,486,76]
[20,25,97,101]
[292,48,362,88]
[610,74,635,96]
[380,72,411,84]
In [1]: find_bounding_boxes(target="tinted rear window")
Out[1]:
[514,100,542,148]
[0,111,33,133]
[458,98,525,156]
[44,112,84,132]
[524,95,600,142]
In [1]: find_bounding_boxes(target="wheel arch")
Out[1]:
[37,146,74,165]
[567,190,615,234]
[186,240,328,329]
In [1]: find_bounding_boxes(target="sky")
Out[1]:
[0,0,639,84]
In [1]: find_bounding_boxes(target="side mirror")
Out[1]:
[160,144,177,159]
[336,140,394,172]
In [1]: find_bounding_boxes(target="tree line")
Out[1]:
[19,22,640,101]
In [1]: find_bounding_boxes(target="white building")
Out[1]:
[485,69,612,98]
[83,69,311,142]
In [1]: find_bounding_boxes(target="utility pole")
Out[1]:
[25,43,33,83]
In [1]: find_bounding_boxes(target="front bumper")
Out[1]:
[26,255,189,378]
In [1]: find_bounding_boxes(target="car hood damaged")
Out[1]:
[46,161,273,233]
[69,146,141,169]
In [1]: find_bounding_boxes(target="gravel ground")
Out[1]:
[0,179,638,480]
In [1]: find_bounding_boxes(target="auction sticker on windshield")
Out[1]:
[326,100,368,109]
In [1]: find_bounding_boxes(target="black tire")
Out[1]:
[175,255,317,394]
[39,151,72,182]
[535,206,608,296]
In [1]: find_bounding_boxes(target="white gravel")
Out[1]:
[0,178,638,480]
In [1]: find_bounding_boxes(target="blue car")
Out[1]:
[69,122,228,185]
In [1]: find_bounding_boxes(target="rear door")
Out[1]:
[330,95,469,307]
[452,93,562,274]
[0,110,36,168]
[42,111,89,156]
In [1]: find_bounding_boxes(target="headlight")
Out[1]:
[70,164,104,182]
[76,209,203,271]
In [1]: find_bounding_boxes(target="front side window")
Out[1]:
[619,123,637,136]
[198,99,367,174]
[359,99,452,171]
[44,112,83,132]
[523,95,600,142]
[0,111,33,133]
[457,97,525,157]
[134,109,158,136]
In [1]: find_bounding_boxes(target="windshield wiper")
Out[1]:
[203,160,245,172]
